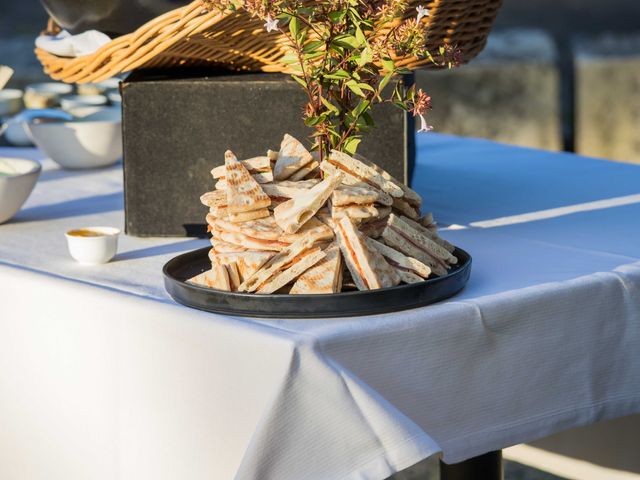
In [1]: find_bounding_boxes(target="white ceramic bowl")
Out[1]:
[0,157,41,224]
[0,89,23,116]
[107,91,121,105]
[26,107,122,169]
[77,78,120,96]
[3,121,33,146]
[24,82,73,109]
[65,226,120,264]
[60,94,107,111]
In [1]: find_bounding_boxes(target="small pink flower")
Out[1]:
[418,114,433,133]
[264,16,279,32]
[416,6,430,24]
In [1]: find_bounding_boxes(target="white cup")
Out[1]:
[65,226,120,264]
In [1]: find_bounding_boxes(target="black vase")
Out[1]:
[39,0,189,36]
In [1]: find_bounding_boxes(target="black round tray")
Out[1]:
[163,247,471,319]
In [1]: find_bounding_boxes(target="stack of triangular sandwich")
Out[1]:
[189,134,458,294]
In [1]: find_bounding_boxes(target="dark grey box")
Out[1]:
[122,69,414,237]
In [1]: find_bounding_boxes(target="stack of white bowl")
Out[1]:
[1,78,123,169]
[27,106,123,169]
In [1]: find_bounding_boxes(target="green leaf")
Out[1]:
[304,112,328,127]
[289,16,299,40]
[357,46,373,66]
[303,51,324,60]
[291,75,307,88]
[346,80,365,97]
[297,27,308,44]
[356,82,375,92]
[328,10,346,23]
[324,69,350,80]
[351,99,370,118]
[333,34,358,50]
[328,43,345,55]
[302,40,324,53]
[381,58,395,72]
[342,136,361,155]
[379,71,394,92]
[297,7,314,16]
[355,26,367,47]
[320,96,339,114]
[281,54,300,65]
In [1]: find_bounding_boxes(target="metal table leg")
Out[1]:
[439,450,503,480]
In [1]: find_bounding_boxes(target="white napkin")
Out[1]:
[35,30,111,57]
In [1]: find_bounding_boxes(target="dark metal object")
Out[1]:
[39,0,189,36]
[440,451,503,480]
[163,247,471,318]
[122,69,414,237]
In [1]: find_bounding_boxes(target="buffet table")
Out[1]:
[1,135,639,480]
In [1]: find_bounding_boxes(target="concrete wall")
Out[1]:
[416,29,562,151]
[574,34,640,163]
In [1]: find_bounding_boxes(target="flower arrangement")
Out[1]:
[205,0,461,160]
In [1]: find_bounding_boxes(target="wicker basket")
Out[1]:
[35,0,503,84]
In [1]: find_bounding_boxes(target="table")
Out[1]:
[1,135,639,480]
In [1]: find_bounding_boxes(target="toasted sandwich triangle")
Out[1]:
[213,251,276,282]
[187,261,231,291]
[335,217,400,291]
[211,156,271,179]
[290,243,343,294]
[237,236,321,293]
[257,248,326,294]
[224,150,271,214]
[365,237,431,279]
[274,134,314,181]
[329,150,403,198]
[274,173,343,234]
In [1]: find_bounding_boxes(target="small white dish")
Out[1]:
[65,226,120,264]
[0,157,41,224]
[26,106,122,169]
[24,82,73,109]
[60,94,107,111]
[0,89,23,116]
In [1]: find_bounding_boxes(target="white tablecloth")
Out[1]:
[1,135,639,480]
